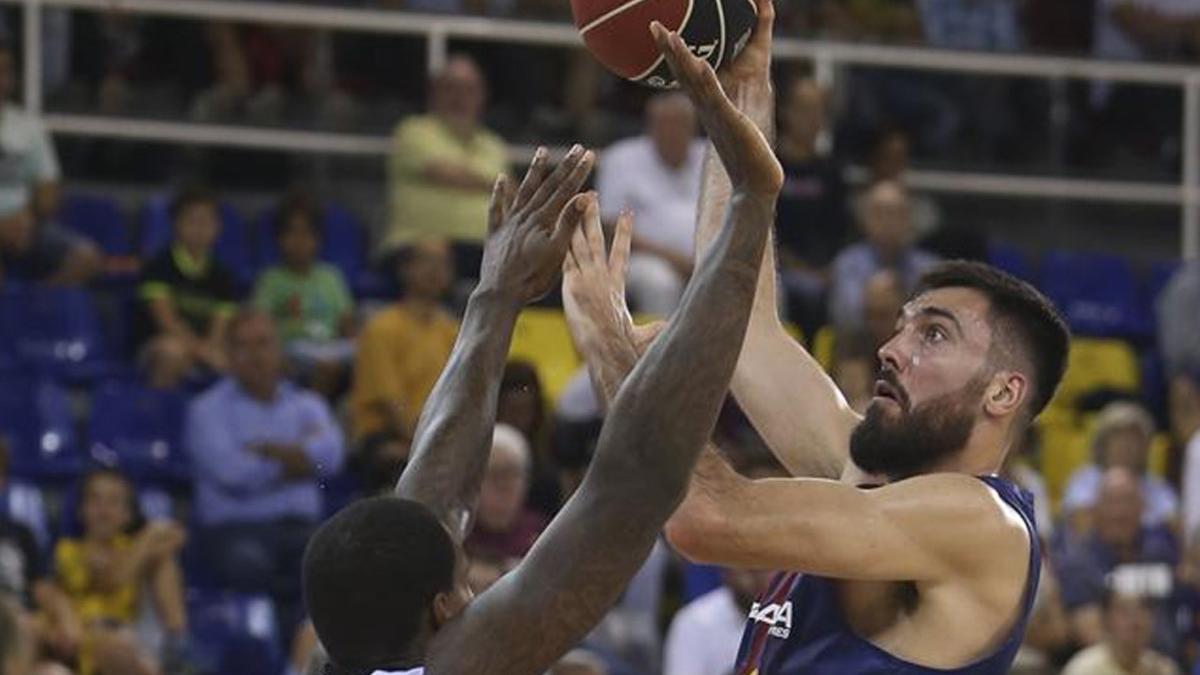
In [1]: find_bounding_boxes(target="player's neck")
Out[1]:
[930,427,1008,478]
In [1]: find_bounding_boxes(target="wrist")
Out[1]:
[467,283,524,313]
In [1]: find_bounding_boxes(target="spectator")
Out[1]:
[862,268,905,350]
[1012,564,1071,675]
[0,202,99,287]
[1062,401,1179,532]
[1055,467,1180,658]
[134,187,239,387]
[383,54,507,276]
[0,40,63,221]
[498,361,560,516]
[253,193,355,398]
[865,129,941,239]
[54,468,189,675]
[1174,372,1200,542]
[1093,0,1200,62]
[829,180,937,333]
[663,568,772,675]
[830,331,876,415]
[350,239,457,491]
[916,0,1022,51]
[464,424,547,562]
[597,92,705,315]
[1062,589,1180,675]
[774,76,850,333]
[1002,428,1055,539]
[185,309,345,633]
[1158,261,1200,375]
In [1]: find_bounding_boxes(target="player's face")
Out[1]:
[850,288,995,479]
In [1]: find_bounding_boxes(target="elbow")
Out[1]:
[664,497,727,564]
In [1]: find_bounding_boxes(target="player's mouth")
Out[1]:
[873,379,907,410]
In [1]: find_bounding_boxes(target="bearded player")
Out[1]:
[561,2,1070,673]
[301,18,786,675]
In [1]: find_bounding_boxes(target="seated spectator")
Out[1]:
[774,75,850,333]
[597,92,705,315]
[185,309,345,635]
[350,240,457,491]
[498,361,559,516]
[1175,372,1200,542]
[1158,262,1200,376]
[1062,589,1180,675]
[663,567,772,675]
[253,193,355,398]
[1055,467,1180,658]
[464,424,547,562]
[1062,401,1179,532]
[862,268,905,349]
[0,203,99,287]
[829,180,938,333]
[134,187,239,387]
[383,54,507,276]
[916,0,1022,51]
[1002,427,1054,539]
[1012,562,1071,675]
[866,129,942,239]
[54,468,189,675]
[1094,0,1200,62]
[830,332,876,415]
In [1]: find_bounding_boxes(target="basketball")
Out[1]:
[571,0,757,88]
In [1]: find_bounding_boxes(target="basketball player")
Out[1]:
[300,20,785,675]
[560,1,1071,673]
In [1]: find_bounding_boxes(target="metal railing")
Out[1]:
[4,0,1198,258]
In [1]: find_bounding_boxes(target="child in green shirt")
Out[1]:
[253,195,356,395]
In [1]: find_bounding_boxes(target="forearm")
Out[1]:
[395,287,521,541]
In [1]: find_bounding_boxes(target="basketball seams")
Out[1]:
[629,0,692,83]
[580,0,654,36]
[712,0,727,71]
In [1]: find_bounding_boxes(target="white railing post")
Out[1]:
[22,0,41,115]
[1184,76,1200,260]
[427,25,448,75]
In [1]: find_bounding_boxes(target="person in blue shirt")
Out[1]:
[185,308,344,635]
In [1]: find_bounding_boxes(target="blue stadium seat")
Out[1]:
[0,375,82,481]
[987,243,1032,281]
[0,481,50,552]
[61,193,130,256]
[681,562,723,604]
[0,285,115,379]
[140,196,257,286]
[88,379,190,486]
[188,590,283,675]
[1040,251,1143,337]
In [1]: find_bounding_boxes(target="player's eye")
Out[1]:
[923,325,947,344]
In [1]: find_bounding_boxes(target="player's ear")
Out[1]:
[984,371,1026,419]
[432,591,456,628]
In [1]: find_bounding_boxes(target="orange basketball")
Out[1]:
[572,0,757,88]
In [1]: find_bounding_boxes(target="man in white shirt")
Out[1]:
[597,92,705,315]
[663,568,772,675]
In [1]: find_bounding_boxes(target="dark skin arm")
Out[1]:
[395,144,596,543]
[426,9,784,674]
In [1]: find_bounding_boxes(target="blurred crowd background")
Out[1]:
[0,0,1198,674]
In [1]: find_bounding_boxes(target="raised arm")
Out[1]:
[691,0,859,480]
[428,24,784,675]
[395,145,595,542]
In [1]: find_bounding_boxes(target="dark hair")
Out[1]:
[914,261,1070,420]
[274,193,323,242]
[303,496,456,670]
[79,467,144,535]
[169,185,218,225]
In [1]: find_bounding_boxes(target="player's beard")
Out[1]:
[849,373,988,481]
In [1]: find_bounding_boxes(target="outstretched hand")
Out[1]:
[480,144,595,304]
[719,0,775,94]
[649,22,782,197]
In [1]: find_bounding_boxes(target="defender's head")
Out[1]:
[851,261,1069,480]
[303,497,473,671]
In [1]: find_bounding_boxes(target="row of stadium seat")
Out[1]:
[61,192,394,296]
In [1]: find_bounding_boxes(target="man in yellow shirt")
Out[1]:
[384,54,508,275]
[351,239,459,491]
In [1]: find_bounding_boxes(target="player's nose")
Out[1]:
[877,337,904,374]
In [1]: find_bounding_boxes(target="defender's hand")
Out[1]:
[649,23,782,197]
[480,144,596,303]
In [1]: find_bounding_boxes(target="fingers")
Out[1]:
[527,144,594,218]
[487,174,513,235]
[652,23,726,107]
[583,198,606,265]
[513,147,550,210]
[753,0,775,30]
[554,192,592,255]
[609,208,633,280]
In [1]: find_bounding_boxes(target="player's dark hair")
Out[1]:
[273,192,323,242]
[303,496,457,671]
[169,185,218,225]
[914,261,1070,420]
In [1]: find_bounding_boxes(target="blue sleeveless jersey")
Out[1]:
[732,475,1041,675]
